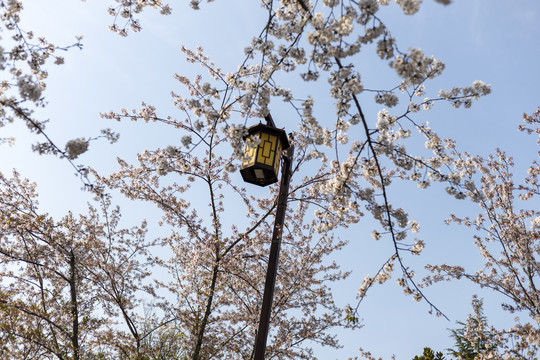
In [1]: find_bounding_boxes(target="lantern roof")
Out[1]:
[245,123,290,150]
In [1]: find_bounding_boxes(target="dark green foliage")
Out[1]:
[447,322,480,360]
[413,347,446,360]
[447,298,496,359]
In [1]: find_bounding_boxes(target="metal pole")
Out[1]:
[253,140,294,360]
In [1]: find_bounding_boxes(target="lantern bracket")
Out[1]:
[264,113,276,128]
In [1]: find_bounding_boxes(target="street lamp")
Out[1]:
[240,123,290,187]
[241,114,294,360]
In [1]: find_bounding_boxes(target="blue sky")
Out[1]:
[2,0,539,358]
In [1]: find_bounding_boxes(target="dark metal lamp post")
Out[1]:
[240,114,294,360]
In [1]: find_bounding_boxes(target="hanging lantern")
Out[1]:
[240,123,290,187]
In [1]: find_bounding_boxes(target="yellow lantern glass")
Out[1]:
[240,124,289,187]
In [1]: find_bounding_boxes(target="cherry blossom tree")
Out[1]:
[0,171,160,359]
[421,110,540,359]
[99,0,494,319]
[2,0,538,358]
[3,0,493,306]
[92,117,356,358]
[0,0,118,187]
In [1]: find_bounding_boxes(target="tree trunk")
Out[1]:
[191,263,220,360]
[69,249,80,360]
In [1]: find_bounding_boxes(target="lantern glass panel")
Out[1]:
[242,134,259,168]
[254,168,265,180]
[256,133,278,167]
